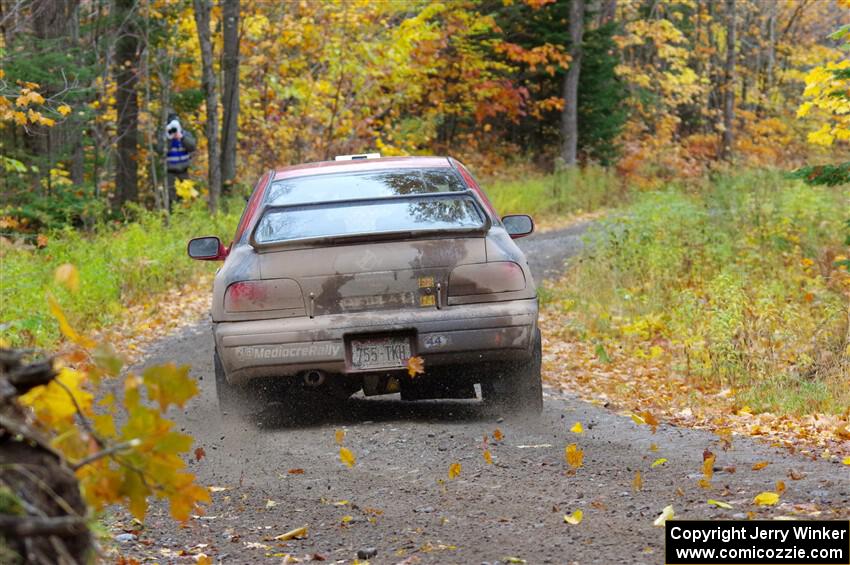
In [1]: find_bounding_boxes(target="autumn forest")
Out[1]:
[0,0,847,218]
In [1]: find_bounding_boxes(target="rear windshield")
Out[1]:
[253,195,486,245]
[265,168,467,205]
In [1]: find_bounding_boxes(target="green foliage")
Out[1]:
[485,0,626,163]
[171,88,205,115]
[3,185,107,230]
[790,163,850,187]
[0,200,241,349]
[554,170,849,415]
[577,22,627,165]
[486,165,624,218]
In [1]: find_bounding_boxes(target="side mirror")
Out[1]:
[188,236,228,261]
[502,214,534,239]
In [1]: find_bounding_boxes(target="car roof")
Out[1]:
[272,156,453,181]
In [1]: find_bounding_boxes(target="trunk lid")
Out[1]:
[257,237,485,315]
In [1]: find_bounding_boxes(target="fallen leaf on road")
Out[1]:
[835,425,850,440]
[753,492,780,506]
[340,447,356,467]
[563,510,583,525]
[653,505,675,527]
[341,515,352,524]
[842,456,850,465]
[196,554,211,565]
[448,462,461,479]
[274,525,308,541]
[288,468,305,474]
[707,499,733,509]
[332,500,349,506]
[194,447,206,461]
[751,461,769,471]
[565,443,584,468]
[335,429,345,445]
[651,458,667,468]
[715,429,733,451]
[570,422,584,434]
[641,411,659,433]
[787,468,805,480]
[493,428,504,441]
[649,443,658,452]
[703,453,716,483]
[630,413,646,426]
[483,450,493,465]
[633,470,643,491]
[504,558,526,564]
[265,500,277,509]
[775,480,786,494]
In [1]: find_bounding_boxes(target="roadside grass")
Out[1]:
[543,169,850,416]
[485,165,625,219]
[1,201,241,349]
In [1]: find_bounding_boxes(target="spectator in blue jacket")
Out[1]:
[158,112,196,210]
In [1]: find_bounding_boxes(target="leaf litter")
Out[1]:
[539,303,850,459]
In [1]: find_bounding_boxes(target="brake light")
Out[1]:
[448,262,526,299]
[224,279,305,312]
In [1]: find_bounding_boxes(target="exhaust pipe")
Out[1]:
[302,370,326,387]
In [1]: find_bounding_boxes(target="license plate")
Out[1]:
[349,336,412,370]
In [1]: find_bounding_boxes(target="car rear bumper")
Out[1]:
[214,299,538,384]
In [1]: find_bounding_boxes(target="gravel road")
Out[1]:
[117,224,848,564]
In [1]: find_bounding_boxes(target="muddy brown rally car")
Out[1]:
[188,155,541,416]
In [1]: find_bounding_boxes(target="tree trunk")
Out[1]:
[766,1,776,90]
[720,0,735,161]
[193,0,221,214]
[114,0,140,207]
[220,0,240,191]
[560,0,585,167]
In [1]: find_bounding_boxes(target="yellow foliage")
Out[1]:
[54,263,80,293]
[175,178,199,200]
[799,58,850,147]
[19,292,210,523]
[20,367,93,428]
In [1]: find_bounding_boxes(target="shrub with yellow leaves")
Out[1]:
[0,264,209,563]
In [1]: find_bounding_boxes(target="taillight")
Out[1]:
[224,279,305,312]
[448,262,526,302]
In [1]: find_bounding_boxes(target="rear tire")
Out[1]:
[482,328,543,415]
[214,350,255,418]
